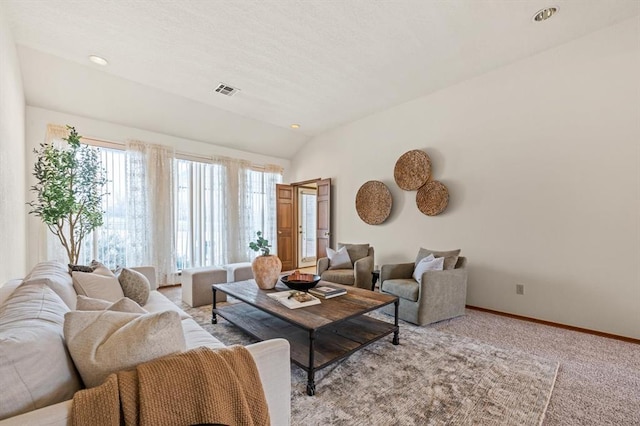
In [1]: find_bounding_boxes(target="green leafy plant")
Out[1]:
[28,126,107,264]
[249,231,272,256]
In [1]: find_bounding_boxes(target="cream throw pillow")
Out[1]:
[64,310,186,388]
[327,246,352,270]
[72,264,124,302]
[76,295,147,314]
[412,255,445,284]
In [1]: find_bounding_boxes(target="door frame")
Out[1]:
[278,177,330,271]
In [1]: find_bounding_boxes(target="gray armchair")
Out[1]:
[380,257,467,325]
[317,243,374,290]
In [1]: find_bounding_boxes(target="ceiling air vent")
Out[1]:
[214,83,240,97]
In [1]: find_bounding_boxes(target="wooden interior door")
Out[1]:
[276,184,295,272]
[316,178,331,260]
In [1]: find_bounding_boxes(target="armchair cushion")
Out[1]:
[415,248,461,270]
[320,269,355,286]
[412,256,444,284]
[338,243,370,263]
[327,247,353,270]
[381,262,414,282]
[381,279,419,302]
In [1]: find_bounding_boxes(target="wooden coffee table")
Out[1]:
[212,280,399,395]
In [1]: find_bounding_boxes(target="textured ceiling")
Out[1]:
[4,0,640,158]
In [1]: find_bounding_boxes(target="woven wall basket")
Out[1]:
[394,150,432,191]
[416,180,449,216]
[355,180,392,225]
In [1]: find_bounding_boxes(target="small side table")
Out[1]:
[371,270,380,291]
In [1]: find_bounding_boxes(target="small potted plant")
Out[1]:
[249,231,282,289]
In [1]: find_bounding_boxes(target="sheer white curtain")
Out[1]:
[126,141,176,286]
[174,158,228,269]
[227,159,251,263]
[232,163,283,263]
[263,164,284,256]
[172,155,283,267]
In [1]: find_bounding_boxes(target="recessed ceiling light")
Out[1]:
[533,7,558,22]
[290,124,300,129]
[88,55,108,66]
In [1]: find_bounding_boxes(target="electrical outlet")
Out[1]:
[516,284,525,295]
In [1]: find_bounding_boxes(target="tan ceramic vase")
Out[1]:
[251,255,282,290]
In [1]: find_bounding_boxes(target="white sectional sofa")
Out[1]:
[0,262,291,425]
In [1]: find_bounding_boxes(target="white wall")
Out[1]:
[0,4,26,281]
[287,18,640,339]
[25,106,291,268]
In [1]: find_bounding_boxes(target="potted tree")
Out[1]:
[28,126,107,264]
[249,231,282,289]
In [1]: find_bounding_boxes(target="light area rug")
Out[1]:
[175,295,558,425]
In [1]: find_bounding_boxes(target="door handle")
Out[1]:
[324,232,330,236]
[278,231,282,234]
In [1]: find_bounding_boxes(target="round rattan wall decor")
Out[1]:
[394,150,432,191]
[355,180,392,225]
[416,180,449,216]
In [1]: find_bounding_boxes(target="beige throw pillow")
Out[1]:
[117,268,151,306]
[415,248,461,270]
[72,264,124,302]
[76,295,147,314]
[64,310,186,388]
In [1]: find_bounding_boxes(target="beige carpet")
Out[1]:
[162,287,559,425]
[431,309,640,426]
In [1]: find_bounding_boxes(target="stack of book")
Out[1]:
[308,285,347,299]
[267,291,321,309]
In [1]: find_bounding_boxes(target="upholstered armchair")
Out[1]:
[317,243,374,290]
[380,256,467,326]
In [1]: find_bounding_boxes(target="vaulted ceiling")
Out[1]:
[4,0,639,158]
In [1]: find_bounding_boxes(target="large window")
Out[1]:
[78,145,282,271]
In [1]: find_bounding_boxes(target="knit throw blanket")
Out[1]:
[71,346,270,426]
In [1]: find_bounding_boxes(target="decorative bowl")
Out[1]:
[280,273,321,291]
